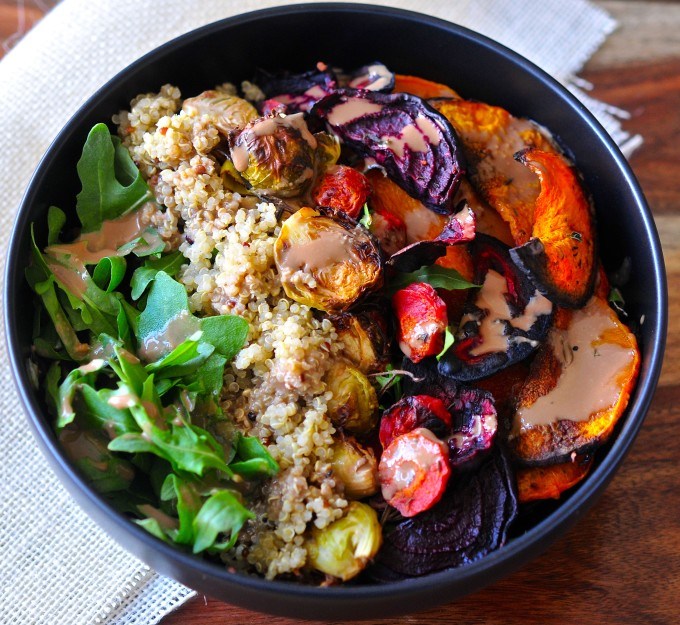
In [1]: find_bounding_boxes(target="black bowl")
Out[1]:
[4,3,667,620]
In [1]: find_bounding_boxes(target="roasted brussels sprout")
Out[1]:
[228,112,317,197]
[274,207,383,312]
[330,310,391,374]
[307,501,382,581]
[331,436,379,499]
[326,362,379,435]
[182,90,258,134]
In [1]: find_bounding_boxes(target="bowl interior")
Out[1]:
[5,4,666,620]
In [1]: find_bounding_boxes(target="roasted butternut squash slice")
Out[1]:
[517,455,594,503]
[393,74,460,99]
[453,177,514,246]
[432,99,558,245]
[509,296,640,466]
[511,148,596,308]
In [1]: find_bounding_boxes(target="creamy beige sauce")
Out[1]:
[47,209,148,265]
[383,123,428,158]
[279,228,354,276]
[450,412,498,449]
[380,428,444,501]
[398,320,445,360]
[461,269,552,356]
[348,64,393,91]
[517,299,637,429]
[403,205,446,243]
[231,144,250,172]
[78,359,105,374]
[47,260,90,299]
[107,392,136,410]
[60,427,135,480]
[138,311,201,362]
[415,116,442,146]
[327,97,383,126]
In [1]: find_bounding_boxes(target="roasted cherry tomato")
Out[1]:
[379,428,451,517]
[312,165,371,219]
[392,282,448,363]
[379,394,451,449]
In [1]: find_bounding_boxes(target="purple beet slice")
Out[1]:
[438,235,553,382]
[312,88,465,212]
[345,62,395,92]
[447,387,497,468]
[254,65,337,113]
[368,449,517,579]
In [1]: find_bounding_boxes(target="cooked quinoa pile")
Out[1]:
[114,84,348,579]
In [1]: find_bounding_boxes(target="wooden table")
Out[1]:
[2,1,678,623]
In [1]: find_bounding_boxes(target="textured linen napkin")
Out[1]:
[0,1,636,623]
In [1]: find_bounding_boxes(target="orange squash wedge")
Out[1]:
[517,455,594,503]
[511,148,596,309]
[432,99,558,245]
[509,296,640,466]
[393,74,460,99]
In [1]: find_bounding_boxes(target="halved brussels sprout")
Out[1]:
[330,310,391,374]
[307,501,382,581]
[331,436,379,499]
[182,90,258,134]
[325,361,379,435]
[228,112,317,198]
[274,207,383,312]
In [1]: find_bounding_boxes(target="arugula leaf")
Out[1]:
[436,327,455,361]
[192,490,254,553]
[200,315,249,360]
[135,517,173,543]
[77,385,137,436]
[45,362,62,416]
[56,359,107,429]
[359,203,372,228]
[117,229,166,257]
[137,271,196,347]
[130,251,185,300]
[47,206,66,245]
[388,265,478,293]
[229,435,279,479]
[161,474,203,545]
[76,123,152,233]
[145,335,214,379]
[93,256,127,292]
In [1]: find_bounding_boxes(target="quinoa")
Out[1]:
[116,84,348,579]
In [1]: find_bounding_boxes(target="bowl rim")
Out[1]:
[4,0,668,605]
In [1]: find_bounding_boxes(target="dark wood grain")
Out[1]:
[3,2,677,624]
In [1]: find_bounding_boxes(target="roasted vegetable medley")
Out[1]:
[26,61,640,583]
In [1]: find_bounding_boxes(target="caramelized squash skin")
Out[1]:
[432,99,558,245]
[510,296,640,466]
[511,148,596,309]
[517,455,594,503]
[393,74,460,99]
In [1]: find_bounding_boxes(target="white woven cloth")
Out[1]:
[0,1,632,623]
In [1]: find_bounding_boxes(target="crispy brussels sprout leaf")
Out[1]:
[275,207,383,312]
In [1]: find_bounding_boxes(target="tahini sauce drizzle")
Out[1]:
[279,228,355,277]
[517,298,637,429]
[460,269,552,356]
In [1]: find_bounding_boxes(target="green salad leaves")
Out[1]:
[26,123,277,556]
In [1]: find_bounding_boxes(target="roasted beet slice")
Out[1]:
[368,449,517,579]
[438,235,553,382]
[387,204,476,272]
[446,387,497,468]
[379,394,452,449]
[254,64,337,113]
[313,88,464,211]
[345,62,395,92]
[510,149,596,308]
[393,282,448,363]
